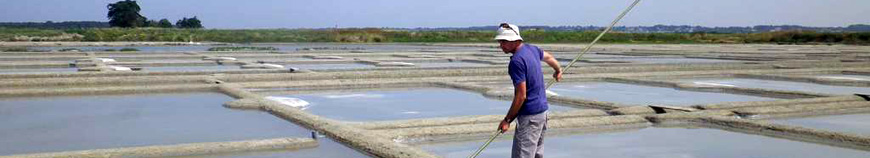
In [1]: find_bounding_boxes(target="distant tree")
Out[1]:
[176,18,187,28]
[107,0,146,27]
[157,19,173,28]
[144,19,159,27]
[176,16,203,29]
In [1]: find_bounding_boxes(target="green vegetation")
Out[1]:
[106,0,202,29]
[208,46,278,51]
[107,0,146,28]
[0,47,28,52]
[157,19,173,28]
[176,17,203,29]
[0,28,68,41]
[144,19,173,28]
[0,27,868,45]
[119,48,140,51]
[58,48,82,52]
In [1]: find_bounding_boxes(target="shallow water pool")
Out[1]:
[0,92,310,155]
[265,88,580,121]
[772,113,870,136]
[684,78,870,95]
[419,127,870,158]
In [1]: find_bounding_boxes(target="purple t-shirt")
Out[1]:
[508,44,548,115]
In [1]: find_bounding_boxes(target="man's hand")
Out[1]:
[498,119,510,133]
[553,70,563,82]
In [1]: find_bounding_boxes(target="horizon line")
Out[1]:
[1,21,867,29]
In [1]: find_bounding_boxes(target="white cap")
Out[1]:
[494,23,522,41]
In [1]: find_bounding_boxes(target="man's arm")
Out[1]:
[499,81,527,132]
[542,51,563,82]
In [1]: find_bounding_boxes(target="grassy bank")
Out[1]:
[1,28,869,45]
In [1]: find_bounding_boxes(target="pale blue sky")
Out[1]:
[1,0,868,28]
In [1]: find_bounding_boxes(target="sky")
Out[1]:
[1,0,868,29]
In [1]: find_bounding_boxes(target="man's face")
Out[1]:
[498,40,520,54]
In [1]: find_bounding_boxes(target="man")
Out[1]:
[496,23,563,158]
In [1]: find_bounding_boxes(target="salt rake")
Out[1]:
[468,0,642,157]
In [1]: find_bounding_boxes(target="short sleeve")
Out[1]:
[508,59,526,86]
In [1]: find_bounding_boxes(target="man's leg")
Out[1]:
[511,112,547,158]
[534,112,548,158]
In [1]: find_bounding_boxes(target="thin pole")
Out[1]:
[546,0,643,89]
[469,0,642,158]
[467,130,503,158]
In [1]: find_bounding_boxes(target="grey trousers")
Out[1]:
[512,111,548,158]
